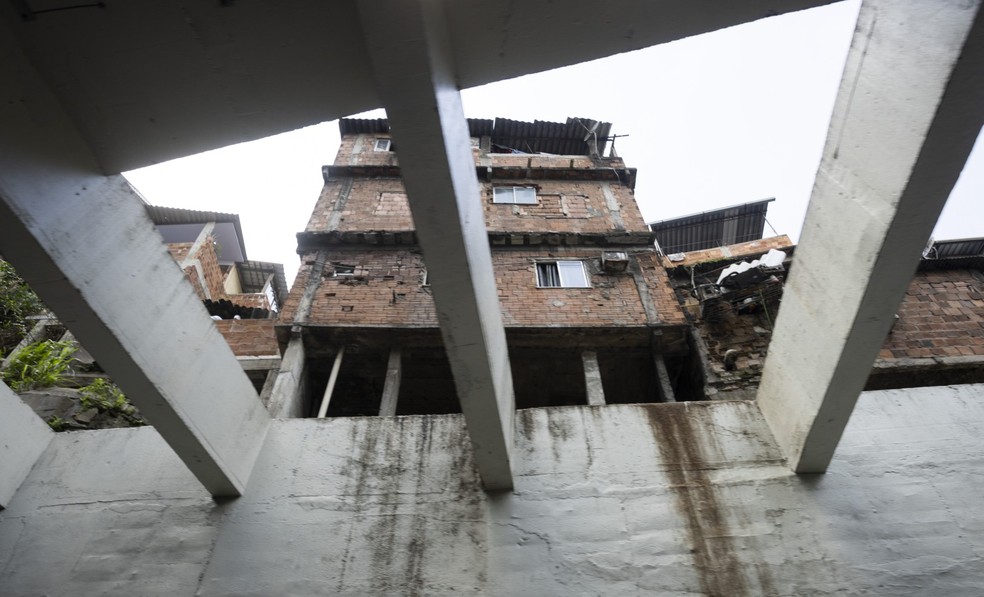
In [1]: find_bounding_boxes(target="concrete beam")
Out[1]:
[379,348,402,416]
[757,0,984,473]
[358,0,515,490]
[266,331,308,419]
[582,351,606,406]
[0,382,53,508]
[654,355,677,403]
[0,39,271,496]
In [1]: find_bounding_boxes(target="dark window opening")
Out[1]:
[596,349,658,404]
[307,348,387,417]
[331,263,356,277]
[511,347,587,408]
[396,348,461,415]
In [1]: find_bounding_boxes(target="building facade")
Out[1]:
[278,118,693,419]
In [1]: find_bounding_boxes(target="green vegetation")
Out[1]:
[0,260,44,356]
[46,416,67,432]
[79,378,145,426]
[1,339,77,392]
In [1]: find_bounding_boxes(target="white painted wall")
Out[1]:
[2,385,983,596]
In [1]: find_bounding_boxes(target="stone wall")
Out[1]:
[3,385,983,595]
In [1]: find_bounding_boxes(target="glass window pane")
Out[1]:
[493,188,513,204]
[557,261,588,287]
[514,187,537,204]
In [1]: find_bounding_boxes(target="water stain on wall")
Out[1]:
[646,404,750,596]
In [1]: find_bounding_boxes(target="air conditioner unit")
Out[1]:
[601,251,629,273]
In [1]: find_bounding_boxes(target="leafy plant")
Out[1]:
[0,260,44,355]
[79,378,145,425]
[47,415,67,432]
[1,339,77,392]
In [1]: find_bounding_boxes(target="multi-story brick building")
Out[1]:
[279,117,694,418]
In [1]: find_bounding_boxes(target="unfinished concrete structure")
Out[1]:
[277,117,689,425]
[2,1,984,594]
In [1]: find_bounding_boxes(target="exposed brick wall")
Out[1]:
[193,236,225,300]
[333,134,400,167]
[303,249,435,327]
[306,178,413,233]
[168,242,193,262]
[286,247,684,328]
[482,181,646,235]
[215,319,280,357]
[305,177,643,235]
[317,136,644,236]
[879,269,984,359]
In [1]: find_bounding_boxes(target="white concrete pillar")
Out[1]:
[0,40,270,496]
[0,382,53,508]
[358,0,515,489]
[379,348,403,416]
[266,332,309,419]
[654,355,677,403]
[582,351,606,406]
[757,0,984,473]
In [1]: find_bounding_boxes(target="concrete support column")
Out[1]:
[757,0,984,473]
[379,348,402,416]
[0,43,271,496]
[582,351,606,406]
[267,331,309,419]
[358,0,515,489]
[654,355,677,403]
[0,382,53,508]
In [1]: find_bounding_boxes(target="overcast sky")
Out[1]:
[125,0,980,287]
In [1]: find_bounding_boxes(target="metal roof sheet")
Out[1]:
[648,199,775,255]
[919,237,984,271]
[338,117,612,156]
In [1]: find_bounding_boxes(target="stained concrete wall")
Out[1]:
[2,385,983,595]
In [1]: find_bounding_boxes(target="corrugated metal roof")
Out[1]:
[929,237,984,259]
[648,199,775,255]
[146,205,240,227]
[338,117,612,156]
[920,236,984,271]
[338,118,390,136]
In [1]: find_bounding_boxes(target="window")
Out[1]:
[493,186,537,205]
[374,138,392,152]
[537,261,590,288]
[332,263,355,277]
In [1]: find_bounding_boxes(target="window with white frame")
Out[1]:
[493,186,537,205]
[332,263,356,277]
[536,261,590,288]
[374,138,392,152]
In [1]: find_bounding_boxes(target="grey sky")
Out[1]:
[125,0,979,287]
